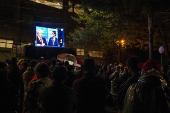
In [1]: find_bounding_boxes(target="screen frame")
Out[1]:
[35,26,65,48]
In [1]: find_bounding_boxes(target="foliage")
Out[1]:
[67,9,163,53]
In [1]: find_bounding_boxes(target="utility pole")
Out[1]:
[148,14,153,60]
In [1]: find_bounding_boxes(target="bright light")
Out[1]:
[121,40,124,43]
[57,3,60,5]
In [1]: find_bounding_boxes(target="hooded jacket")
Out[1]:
[123,69,170,113]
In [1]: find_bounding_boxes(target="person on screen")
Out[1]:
[58,38,63,47]
[48,31,58,46]
[36,29,47,46]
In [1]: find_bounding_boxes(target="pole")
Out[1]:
[119,43,121,63]
[148,15,153,60]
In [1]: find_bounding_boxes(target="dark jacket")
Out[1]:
[73,72,107,113]
[39,82,77,113]
[48,37,58,46]
[19,67,28,77]
[0,76,20,113]
[117,73,140,110]
[8,63,21,91]
[24,77,52,113]
[22,67,35,102]
[123,69,170,113]
[36,37,47,45]
[65,70,77,88]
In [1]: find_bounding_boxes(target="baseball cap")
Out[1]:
[137,59,162,73]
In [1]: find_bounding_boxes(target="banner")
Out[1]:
[12,45,17,53]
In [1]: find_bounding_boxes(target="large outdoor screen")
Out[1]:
[35,26,65,48]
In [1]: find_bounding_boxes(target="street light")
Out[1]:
[116,40,125,63]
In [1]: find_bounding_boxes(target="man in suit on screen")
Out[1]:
[36,29,47,46]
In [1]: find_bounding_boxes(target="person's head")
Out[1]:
[37,29,43,38]
[83,58,95,73]
[119,63,122,67]
[64,61,69,67]
[116,65,120,72]
[11,57,17,64]
[126,56,141,75]
[35,62,50,79]
[138,59,162,75]
[102,65,107,71]
[51,58,56,66]
[67,65,74,71]
[58,61,63,66]
[107,65,112,71]
[52,66,67,83]
[0,62,9,78]
[5,59,10,64]
[52,31,56,38]
[30,60,37,68]
[23,61,29,67]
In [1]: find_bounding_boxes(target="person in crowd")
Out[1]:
[73,58,107,113]
[117,56,141,112]
[5,58,10,65]
[58,61,64,66]
[77,64,84,79]
[106,65,114,94]
[48,31,58,46]
[8,57,21,92]
[109,65,121,96]
[36,29,47,46]
[119,63,124,73]
[65,65,77,88]
[19,61,29,102]
[123,59,170,113]
[0,62,22,113]
[46,59,51,67]
[49,58,57,73]
[39,66,77,113]
[19,61,29,77]
[64,61,69,67]
[22,60,37,102]
[114,67,131,95]
[102,65,108,81]
[24,63,52,113]
[96,68,105,80]
[110,65,121,81]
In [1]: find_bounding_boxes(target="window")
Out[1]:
[0,39,13,48]
[30,0,63,9]
[6,40,13,48]
[0,39,6,48]
[88,51,103,58]
[77,48,84,56]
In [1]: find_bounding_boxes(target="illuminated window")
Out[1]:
[77,48,84,56]
[0,39,6,48]
[30,0,63,9]
[6,40,13,48]
[88,51,103,58]
[0,39,13,48]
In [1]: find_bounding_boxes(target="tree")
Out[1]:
[79,0,170,59]
[67,9,162,54]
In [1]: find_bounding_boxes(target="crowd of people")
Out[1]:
[0,56,170,113]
